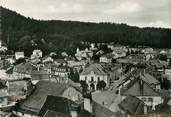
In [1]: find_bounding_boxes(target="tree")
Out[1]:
[159,77,171,90]
[14,58,26,65]
[169,59,171,68]
[159,54,167,61]
[68,69,79,82]
[97,80,106,90]
[80,81,88,93]
[92,54,100,61]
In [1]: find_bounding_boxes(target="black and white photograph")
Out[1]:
[0,0,171,117]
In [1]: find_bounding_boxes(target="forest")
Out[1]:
[1,7,171,56]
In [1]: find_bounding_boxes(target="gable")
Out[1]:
[121,79,160,96]
[62,87,82,102]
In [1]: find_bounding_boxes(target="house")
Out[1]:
[0,40,7,51]
[54,59,67,66]
[15,52,24,60]
[31,49,43,59]
[67,60,86,73]
[142,48,156,61]
[148,59,167,73]
[118,95,151,115]
[96,50,104,56]
[39,95,93,117]
[0,59,4,69]
[51,65,71,83]
[80,63,109,91]
[7,78,34,101]
[31,68,50,82]
[117,69,160,94]
[90,43,98,51]
[42,56,53,63]
[75,48,93,61]
[13,80,83,117]
[0,80,9,108]
[120,78,163,110]
[42,111,69,117]
[117,54,146,66]
[39,95,79,117]
[102,64,123,82]
[100,53,113,63]
[61,51,68,57]
[12,62,35,79]
[92,89,122,113]
[112,49,127,59]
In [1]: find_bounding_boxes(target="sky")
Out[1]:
[1,0,171,28]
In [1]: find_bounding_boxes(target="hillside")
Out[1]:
[1,6,171,56]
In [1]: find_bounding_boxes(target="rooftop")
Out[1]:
[80,63,107,75]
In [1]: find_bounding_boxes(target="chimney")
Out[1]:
[70,110,78,117]
[139,79,144,95]
[83,93,93,113]
[144,105,147,114]
[37,65,40,71]
[152,103,156,110]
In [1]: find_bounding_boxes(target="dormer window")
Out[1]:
[91,77,94,81]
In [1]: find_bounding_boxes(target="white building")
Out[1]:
[15,52,24,60]
[75,48,93,61]
[100,53,113,63]
[31,49,43,59]
[119,77,163,110]
[80,63,109,91]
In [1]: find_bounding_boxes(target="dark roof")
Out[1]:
[39,95,78,117]
[120,78,160,96]
[78,110,94,117]
[20,81,67,113]
[101,53,114,59]
[117,69,159,88]
[13,62,36,74]
[44,111,69,117]
[118,95,148,114]
[43,110,94,117]
[141,73,159,85]
[9,113,20,117]
[54,59,66,63]
[0,80,7,89]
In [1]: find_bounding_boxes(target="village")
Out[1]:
[0,39,171,117]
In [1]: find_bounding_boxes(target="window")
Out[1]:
[97,77,100,82]
[141,97,146,102]
[148,98,153,102]
[91,77,94,82]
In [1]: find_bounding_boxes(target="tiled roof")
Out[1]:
[44,111,69,117]
[117,69,159,88]
[80,63,107,75]
[13,62,36,74]
[118,95,148,114]
[120,78,160,96]
[141,73,159,85]
[20,81,67,113]
[101,53,114,59]
[39,95,78,117]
